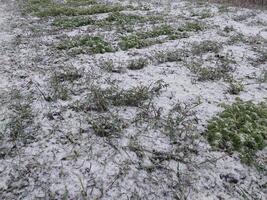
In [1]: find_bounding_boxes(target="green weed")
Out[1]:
[34,3,124,17]
[207,99,267,164]
[57,36,113,54]
[155,49,189,63]
[191,40,222,55]
[127,58,148,70]
[178,21,204,32]
[118,25,185,50]
[5,90,35,144]
[228,80,244,95]
[53,16,95,28]
[90,114,125,137]
[83,80,167,112]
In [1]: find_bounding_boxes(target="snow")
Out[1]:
[0,0,266,199]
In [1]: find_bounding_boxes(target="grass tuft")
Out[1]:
[127,58,148,70]
[90,114,125,137]
[191,40,222,55]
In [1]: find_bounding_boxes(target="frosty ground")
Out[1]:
[0,0,266,199]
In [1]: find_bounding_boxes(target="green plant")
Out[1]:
[99,59,114,72]
[90,114,125,137]
[118,34,152,50]
[138,25,174,38]
[191,40,222,55]
[191,9,213,19]
[36,4,125,17]
[187,62,232,82]
[118,25,182,50]
[228,80,244,95]
[163,100,200,141]
[127,58,148,70]
[155,49,189,63]
[50,74,70,101]
[66,0,97,6]
[53,16,95,28]
[186,54,235,82]
[200,10,213,19]
[5,90,35,144]
[57,36,113,54]
[112,86,152,107]
[24,0,51,13]
[84,86,114,112]
[206,99,267,164]
[258,69,267,83]
[223,25,234,33]
[54,67,82,82]
[178,21,204,32]
[105,12,144,25]
[84,80,167,112]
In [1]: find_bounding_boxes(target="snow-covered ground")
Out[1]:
[0,0,266,199]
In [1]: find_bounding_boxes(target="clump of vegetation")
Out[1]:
[200,10,213,19]
[112,86,152,107]
[98,59,123,73]
[50,74,70,101]
[105,12,144,25]
[207,99,267,164]
[53,12,163,29]
[24,0,51,13]
[138,25,174,38]
[102,12,163,28]
[57,36,113,54]
[66,0,97,6]
[191,9,213,19]
[186,54,236,82]
[155,49,189,63]
[118,34,156,50]
[83,80,167,112]
[53,16,95,28]
[258,69,267,83]
[4,90,35,144]
[228,80,244,95]
[90,114,125,137]
[127,58,148,70]
[252,47,267,66]
[118,25,186,50]
[178,21,204,32]
[191,40,222,55]
[223,25,234,33]
[36,4,125,17]
[163,100,200,142]
[187,62,233,82]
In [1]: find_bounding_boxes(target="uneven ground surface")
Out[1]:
[0,0,266,199]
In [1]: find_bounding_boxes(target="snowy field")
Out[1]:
[0,0,266,199]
